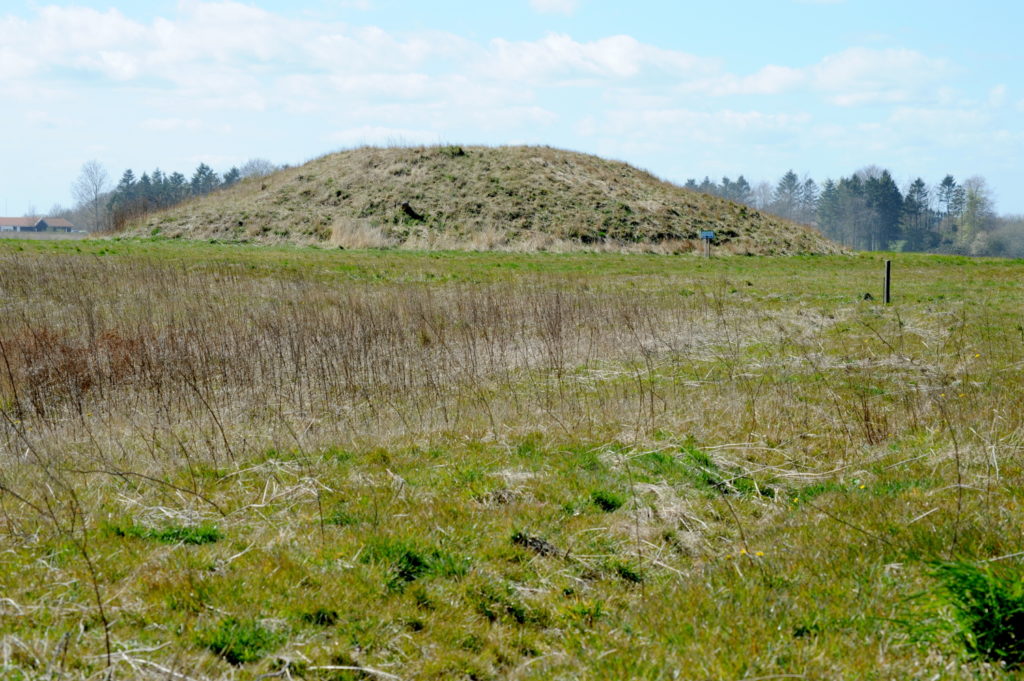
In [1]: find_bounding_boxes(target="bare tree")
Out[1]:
[72,160,110,232]
[238,158,278,179]
[751,181,774,211]
[235,157,276,179]
[48,203,71,218]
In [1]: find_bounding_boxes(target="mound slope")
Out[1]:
[134,145,840,254]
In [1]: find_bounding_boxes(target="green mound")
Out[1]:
[134,145,840,254]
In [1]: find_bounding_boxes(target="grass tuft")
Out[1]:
[931,561,1024,667]
[360,537,468,591]
[108,522,222,545]
[590,489,625,512]
[196,617,280,666]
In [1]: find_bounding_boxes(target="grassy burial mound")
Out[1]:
[135,145,840,254]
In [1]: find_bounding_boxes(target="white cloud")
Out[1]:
[679,47,951,106]
[482,33,714,82]
[989,84,1007,107]
[586,108,811,146]
[0,46,36,79]
[811,47,949,105]
[0,4,952,118]
[529,0,580,15]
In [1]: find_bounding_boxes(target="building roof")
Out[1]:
[0,217,39,227]
[0,217,76,228]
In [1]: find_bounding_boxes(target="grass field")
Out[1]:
[2,237,1024,679]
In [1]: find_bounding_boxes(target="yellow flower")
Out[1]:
[974,353,981,358]
[740,548,748,555]
[859,484,866,489]
[755,551,764,557]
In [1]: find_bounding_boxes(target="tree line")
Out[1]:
[63,158,279,232]
[685,168,1024,257]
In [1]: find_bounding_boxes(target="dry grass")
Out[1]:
[1,240,1023,679]
[129,145,840,255]
[328,218,397,250]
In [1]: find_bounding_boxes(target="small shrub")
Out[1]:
[441,145,466,157]
[196,617,279,665]
[932,561,1024,667]
[590,489,625,512]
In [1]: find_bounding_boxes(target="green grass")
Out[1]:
[931,561,1024,667]
[196,618,281,666]
[589,489,625,512]
[107,522,223,545]
[360,537,469,591]
[1,240,1024,679]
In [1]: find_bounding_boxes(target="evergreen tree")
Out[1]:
[864,170,903,249]
[817,179,840,241]
[719,177,735,201]
[937,175,958,216]
[836,175,874,249]
[732,176,752,206]
[167,172,188,203]
[115,169,137,199]
[799,178,819,223]
[901,178,935,251]
[190,163,220,196]
[222,167,241,188]
[151,169,167,208]
[138,172,154,208]
[108,169,138,217]
[772,170,801,220]
[949,185,967,217]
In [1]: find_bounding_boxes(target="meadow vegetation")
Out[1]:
[1,237,1024,679]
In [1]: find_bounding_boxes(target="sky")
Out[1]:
[2,0,1023,216]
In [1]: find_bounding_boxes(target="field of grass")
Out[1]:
[2,237,1024,679]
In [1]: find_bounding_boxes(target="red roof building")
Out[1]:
[0,217,77,232]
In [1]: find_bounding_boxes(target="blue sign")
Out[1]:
[700,230,715,240]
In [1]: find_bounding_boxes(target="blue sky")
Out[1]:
[2,0,1023,215]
